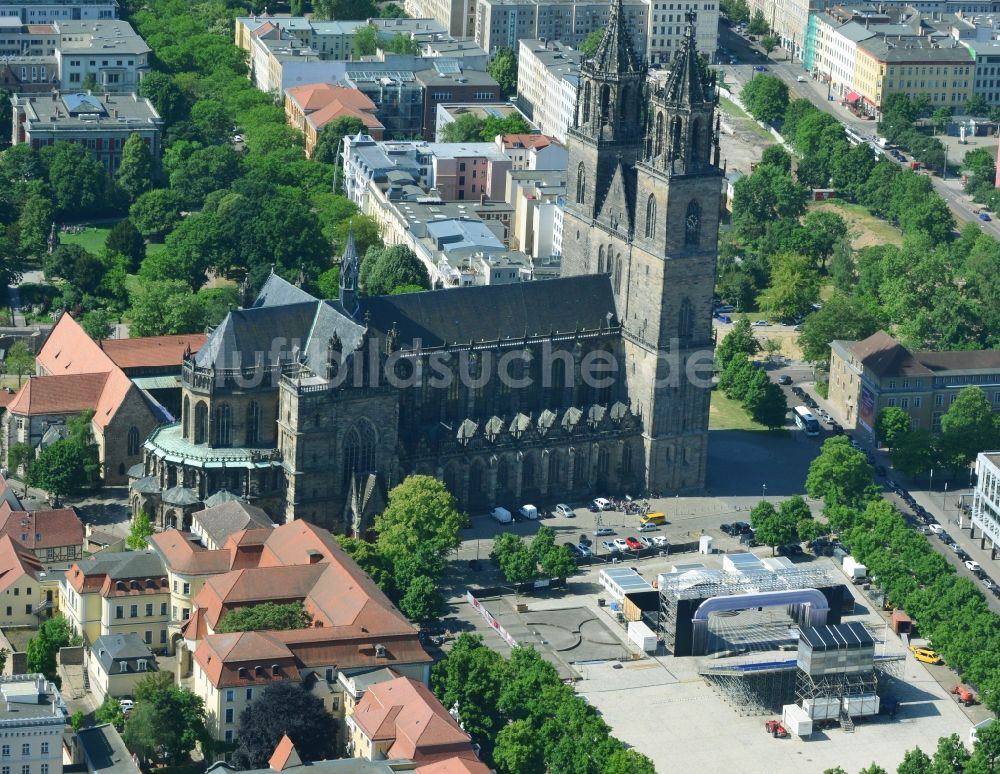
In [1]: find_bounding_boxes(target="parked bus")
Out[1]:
[793,405,821,436]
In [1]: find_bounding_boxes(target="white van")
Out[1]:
[490,507,512,524]
[519,504,538,521]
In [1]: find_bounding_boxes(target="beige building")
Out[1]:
[0,535,60,627]
[747,0,823,62]
[87,633,159,703]
[284,83,384,155]
[828,331,1000,437]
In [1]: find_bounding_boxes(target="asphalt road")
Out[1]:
[717,25,1000,240]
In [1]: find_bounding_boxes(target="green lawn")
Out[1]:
[809,199,904,249]
[719,96,774,142]
[59,226,111,254]
[709,390,768,431]
[719,96,748,119]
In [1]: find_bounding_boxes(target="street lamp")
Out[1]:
[762,483,768,499]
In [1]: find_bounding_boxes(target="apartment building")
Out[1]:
[507,166,565,258]
[828,331,1000,437]
[515,38,580,142]
[811,14,875,99]
[973,451,1000,556]
[0,0,116,24]
[0,19,57,56]
[434,101,534,139]
[854,35,973,114]
[235,16,365,62]
[747,0,823,62]
[405,0,477,37]
[0,535,60,628]
[0,675,66,774]
[60,550,170,647]
[495,133,565,169]
[54,19,149,92]
[284,82,385,155]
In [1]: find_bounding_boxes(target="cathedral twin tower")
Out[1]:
[561,7,722,490]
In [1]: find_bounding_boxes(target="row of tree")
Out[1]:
[490,526,577,584]
[432,635,654,773]
[715,320,788,429]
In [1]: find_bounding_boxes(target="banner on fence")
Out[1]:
[466,590,517,648]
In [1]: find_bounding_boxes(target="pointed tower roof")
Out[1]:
[584,0,641,77]
[342,224,359,267]
[268,735,302,771]
[661,13,712,106]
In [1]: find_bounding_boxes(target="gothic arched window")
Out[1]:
[582,81,591,125]
[497,458,509,490]
[599,85,610,123]
[343,419,377,488]
[644,195,656,238]
[576,163,586,204]
[598,245,605,273]
[127,426,140,457]
[548,453,562,484]
[522,455,535,490]
[670,116,682,158]
[690,117,703,162]
[597,447,610,474]
[654,112,664,156]
[622,444,633,474]
[620,85,629,118]
[246,401,261,445]
[679,298,694,343]
[182,396,190,439]
[214,403,231,447]
[194,402,207,445]
[613,254,623,294]
[685,200,702,247]
[606,244,614,272]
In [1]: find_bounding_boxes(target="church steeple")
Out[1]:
[571,0,645,145]
[642,14,720,176]
[339,225,359,314]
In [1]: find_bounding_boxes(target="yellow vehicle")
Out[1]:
[640,512,666,526]
[910,646,943,665]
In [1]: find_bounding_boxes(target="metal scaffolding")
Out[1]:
[700,659,799,715]
[658,566,838,602]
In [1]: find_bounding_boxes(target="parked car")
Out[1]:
[638,523,658,533]
[980,212,992,221]
[938,531,953,543]
[638,535,655,548]
[829,422,844,435]
[119,699,134,714]
[965,559,982,573]
[777,375,792,385]
[566,543,583,558]
[519,504,539,521]
[753,65,768,71]
[613,538,629,551]
[652,535,670,547]
[590,497,613,511]
[577,544,593,558]
[555,503,575,518]
[734,521,752,534]
[927,523,944,534]
[715,304,735,313]
[594,527,615,537]
[601,540,618,553]
[948,542,963,554]
[720,523,739,536]
[625,537,642,550]
[778,544,804,556]
[752,319,769,326]
[579,534,593,546]
[796,75,807,82]
[910,645,943,665]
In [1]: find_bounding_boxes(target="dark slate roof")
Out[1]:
[253,272,317,309]
[196,302,319,370]
[661,15,712,107]
[585,0,641,76]
[92,633,157,673]
[357,274,618,348]
[76,724,141,774]
[78,550,165,580]
[851,331,930,378]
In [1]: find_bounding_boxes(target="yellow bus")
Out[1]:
[640,512,666,525]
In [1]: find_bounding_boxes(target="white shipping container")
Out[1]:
[842,694,880,717]
[627,621,657,653]
[843,555,867,580]
[803,697,841,720]
[782,704,813,737]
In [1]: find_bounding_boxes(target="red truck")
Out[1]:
[951,685,977,706]
[765,719,789,738]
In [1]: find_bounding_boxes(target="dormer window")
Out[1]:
[255,665,265,677]
[238,666,248,678]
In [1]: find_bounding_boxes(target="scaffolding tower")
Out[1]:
[700,659,799,715]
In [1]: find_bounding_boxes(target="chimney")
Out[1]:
[480,193,486,204]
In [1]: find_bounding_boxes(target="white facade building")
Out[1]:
[54,20,149,93]
[973,452,1000,553]
[0,675,66,774]
[516,38,580,143]
[813,14,874,98]
[0,0,116,24]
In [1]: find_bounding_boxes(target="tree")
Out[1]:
[750,499,799,553]
[801,210,848,268]
[231,683,336,769]
[39,141,109,216]
[217,602,310,633]
[875,407,911,448]
[890,428,937,477]
[971,720,1000,773]
[806,436,880,509]
[376,475,465,562]
[722,0,750,24]
[797,293,882,367]
[189,101,233,146]
[70,711,85,732]
[939,386,1000,471]
[123,677,207,766]
[80,310,115,341]
[540,543,577,579]
[399,574,447,621]
[16,193,53,258]
[431,634,506,746]
[105,218,146,272]
[966,94,990,117]
[493,719,545,774]
[31,433,95,500]
[604,748,657,774]
[760,144,792,172]
[351,23,379,58]
[491,533,538,585]
[117,134,154,202]
[316,266,340,298]
[313,116,365,164]
[7,442,34,480]
[129,189,186,241]
[931,106,953,134]
[360,244,430,295]
[579,29,604,58]
[139,72,189,125]
[931,734,970,773]
[740,75,789,124]
[732,164,808,241]
[95,695,125,730]
[748,8,769,34]
[757,252,820,320]
[5,341,35,386]
[761,35,778,57]
[716,318,760,368]
[126,510,155,550]
[26,615,79,681]
[128,279,206,337]
[488,47,518,97]
[745,381,787,429]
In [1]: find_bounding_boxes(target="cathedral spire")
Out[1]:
[660,13,712,108]
[584,0,641,77]
[339,225,359,313]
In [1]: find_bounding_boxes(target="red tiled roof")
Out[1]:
[101,334,207,370]
[148,530,232,576]
[0,507,83,551]
[7,372,109,416]
[0,391,16,409]
[268,735,302,772]
[415,758,492,774]
[193,631,301,688]
[285,83,384,134]
[501,133,556,149]
[0,535,44,594]
[353,677,476,763]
